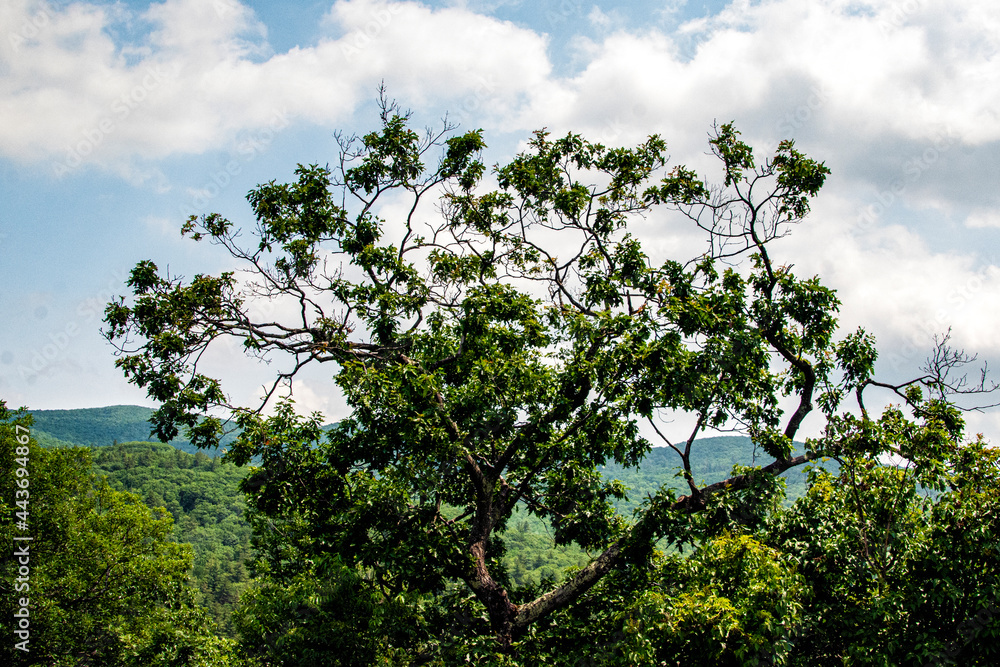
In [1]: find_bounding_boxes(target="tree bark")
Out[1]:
[468,540,519,649]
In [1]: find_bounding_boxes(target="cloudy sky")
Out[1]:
[2,0,999,438]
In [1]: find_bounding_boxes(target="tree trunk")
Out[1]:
[468,540,519,650]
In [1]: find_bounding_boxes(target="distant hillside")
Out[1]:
[23,406,836,639]
[600,436,835,508]
[28,405,231,455]
[90,440,252,637]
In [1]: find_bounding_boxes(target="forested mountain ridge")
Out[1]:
[600,436,834,510]
[14,396,998,665]
[28,405,231,455]
[89,440,253,637]
[30,407,828,506]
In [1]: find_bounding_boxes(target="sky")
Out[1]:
[2,0,999,440]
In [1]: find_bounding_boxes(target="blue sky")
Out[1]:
[2,0,1000,438]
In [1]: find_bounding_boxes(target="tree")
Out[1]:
[757,420,1000,665]
[104,95,994,660]
[0,402,239,666]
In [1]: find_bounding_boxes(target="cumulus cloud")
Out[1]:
[967,208,1000,229]
[0,0,552,175]
[6,0,997,189]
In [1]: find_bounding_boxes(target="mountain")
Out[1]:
[89,440,252,636]
[599,436,835,509]
[28,405,230,455]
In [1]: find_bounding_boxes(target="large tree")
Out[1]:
[104,97,992,660]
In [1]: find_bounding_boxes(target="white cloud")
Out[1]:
[470,0,1000,399]
[967,208,1000,229]
[144,0,268,60]
[0,0,552,174]
[6,0,997,189]
[587,6,624,31]
[282,376,350,423]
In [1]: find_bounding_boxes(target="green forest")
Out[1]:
[15,405,824,640]
[3,404,820,664]
[5,112,1000,666]
[5,397,999,665]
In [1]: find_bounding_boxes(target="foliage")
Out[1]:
[763,432,1000,665]
[90,440,253,637]
[104,95,996,662]
[509,421,1000,667]
[501,515,590,588]
[233,555,424,667]
[616,534,806,666]
[0,402,240,666]
[28,407,831,646]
